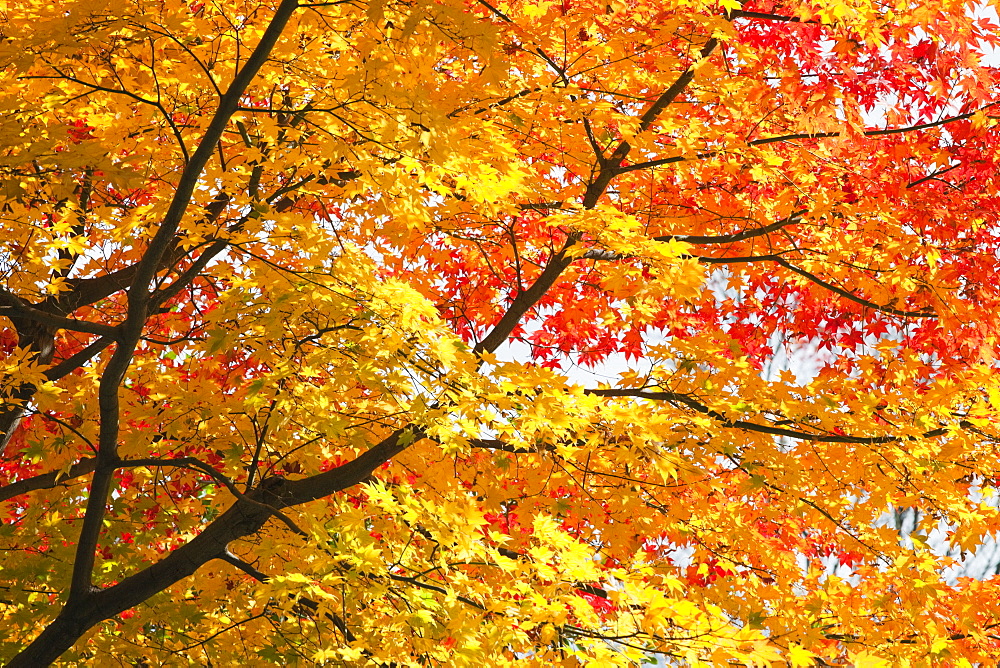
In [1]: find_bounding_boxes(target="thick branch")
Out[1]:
[468,438,542,454]
[43,336,115,382]
[8,423,422,666]
[474,38,718,356]
[669,209,806,245]
[48,192,232,316]
[0,291,119,339]
[582,211,806,260]
[619,105,998,174]
[9,2,304,662]
[125,456,306,535]
[586,388,953,444]
[584,38,718,204]
[0,192,227,457]
[127,1,299,308]
[582,247,935,318]
[473,243,576,355]
[773,257,935,318]
[0,457,97,503]
[282,427,422,503]
[730,9,804,22]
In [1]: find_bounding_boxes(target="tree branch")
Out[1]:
[619,104,999,174]
[773,257,935,318]
[730,10,805,22]
[582,210,807,260]
[0,293,120,339]
[127,0,300,309]
[581,246,935,318]
[217,549,270,582]
[585,388,953,444]
[584,38,719,204]
[43,336,115,382]
[10,2,305,661]
[669,209,807,245]
[7,424,426,665]
[474,37,719,356]
[124,456,306,536]
[473,241,577,355]
[0,457,97,503]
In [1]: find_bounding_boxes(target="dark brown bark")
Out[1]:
[6,0,302,662]
[5,12,719,666]
[6,428,411,666]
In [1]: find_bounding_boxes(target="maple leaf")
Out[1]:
[2,0,1000,665]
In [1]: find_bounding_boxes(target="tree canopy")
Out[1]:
[3,0,1000,664]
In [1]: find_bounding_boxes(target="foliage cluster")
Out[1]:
[3,0,1000,665]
